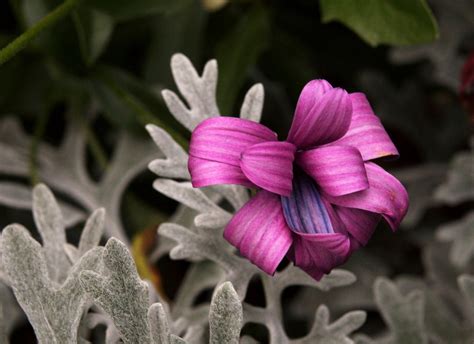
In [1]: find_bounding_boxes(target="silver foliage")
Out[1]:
[0,115,162,244]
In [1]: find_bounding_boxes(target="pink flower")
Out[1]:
[188,80,409,281]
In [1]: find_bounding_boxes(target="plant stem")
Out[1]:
[0,0,82,66]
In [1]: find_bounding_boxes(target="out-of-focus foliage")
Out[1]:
[0,0,472,343]
[320,0,439,46]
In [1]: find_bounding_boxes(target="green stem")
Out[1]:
[0,0,82,66]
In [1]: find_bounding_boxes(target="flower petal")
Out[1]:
[287,87,352,148]
[332,93,399,161]
[289,232,351,281]
[296,145,369,196]
[335,206,381,246]
[224,190,292,275]
[240,141,296,196]
[292,79,333,123]
[189,117,277,167]
[188,155,255,188]
[281,172,334,234]
[325,162,409,230]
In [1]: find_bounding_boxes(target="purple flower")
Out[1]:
[188,80,409,281]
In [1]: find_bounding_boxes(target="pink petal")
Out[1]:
[240,141,296,196]
[188,117,277,188]
[224,190,293,275]
[287,87,352,149]
[292,79,333,123]
[189,156,256,188]
[289,232,352,281]
[335,206,381,246]
[325,162,409,230]
[332,93,399,161]
[189,117,277,167]
[296,145,369,196]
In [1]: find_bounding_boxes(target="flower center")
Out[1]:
[281,170,334,234]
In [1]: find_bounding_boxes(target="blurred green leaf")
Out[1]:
[21,0,84,72]
[216,4,270,114]
[73,8,114,66]
[86,0,193,22]
[320,0,439,46]
[90,65,188,146]
[143,1,207,85]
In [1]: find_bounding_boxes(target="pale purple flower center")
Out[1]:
[281,170,334,234]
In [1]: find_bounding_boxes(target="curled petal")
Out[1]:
[289,232,352,281]
[332,93,399,161]
[335,206,381,246]
[296,145,369,196]
[292,79,333,123]
[325,163,409,230]
[189,156,255,188]
[287,87,352,148]
[224,191,292,275]
[240,141,296,196]
[189,117,277,166]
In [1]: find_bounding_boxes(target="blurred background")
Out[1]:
[0,0,473,342]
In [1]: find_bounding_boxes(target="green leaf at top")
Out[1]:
[319,0,439,46]
[86,0,193,21]
[73,8,114,66]
[216,4,270,114]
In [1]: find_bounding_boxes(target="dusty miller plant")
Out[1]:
[0,53,473,344]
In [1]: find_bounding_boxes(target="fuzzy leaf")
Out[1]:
[239,83,264,123]
[374,278,427,344]
[458,275,474,314]
[209,282,242,344]
[320,0,438,46]
[148,303,172,344]
[80,238,151,344]
[162,54,220,131]
[295,305,366,344]
[435,150,474,205]
[78,208,106,257]
[2,224,103,344]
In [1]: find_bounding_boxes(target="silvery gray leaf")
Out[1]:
[146,124,190,180]
[240,83,264,123]
[0,283,9,344]
[458,275,474,317]
[161,53,220,131]
[86,311,121,344]
[209,282,242,344]
[0,115,161,245]
[32,184,69,282]
[80,238,152,343]
[292,305,365,344]
[437,211,474,267]
[373,278,427,344]
[149,302,173,344]
[2,224,103,344]
[435,150,474,205]
[0,181,85,228]
[393,164,446,227]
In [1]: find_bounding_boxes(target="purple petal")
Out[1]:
[188,117,277,188]
[335,206,381,246]
[289,232,352,281]
[189,156,255,188]
[292,79,333,123]
[325,162,409,230]
[332,93,399,161]
[240,141,296,196]
[287,87,352,149]
[296,145,369,196]
[224,190,293,275]
[281,172,334,234]
[189,117,277,167]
